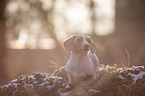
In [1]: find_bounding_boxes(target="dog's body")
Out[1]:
[64,35,99,84]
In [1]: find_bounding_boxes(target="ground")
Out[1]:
[1,65,145,96]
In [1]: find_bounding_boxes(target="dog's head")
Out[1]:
[63,35,96,54]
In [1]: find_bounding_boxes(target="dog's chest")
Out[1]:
[72,57,94,77]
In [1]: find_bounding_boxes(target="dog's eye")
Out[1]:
[77,38,83,42]
[86,38,91,43]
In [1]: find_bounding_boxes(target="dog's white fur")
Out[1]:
[63,35,99,84]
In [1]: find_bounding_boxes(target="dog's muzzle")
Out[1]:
[81,44,90,51]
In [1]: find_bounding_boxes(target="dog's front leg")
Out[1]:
[92,71,99,81]
[67,72,73,84]
[92,73,97,80]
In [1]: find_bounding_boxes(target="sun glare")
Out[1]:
[95,0,115,36]
[54,0,115,38]
[6,0,116,49]
[6,2,18,13]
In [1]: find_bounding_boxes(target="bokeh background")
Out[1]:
[0,0,145,84]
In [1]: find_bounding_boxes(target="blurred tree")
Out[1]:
[89,0,97,38]
[0,0,8,84]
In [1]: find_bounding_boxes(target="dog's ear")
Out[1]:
[90,38,96,53]
[63,35,75,51]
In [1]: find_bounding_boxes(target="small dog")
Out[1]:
[63,35,99,84]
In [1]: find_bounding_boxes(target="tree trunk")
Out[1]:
[0,0,8,85]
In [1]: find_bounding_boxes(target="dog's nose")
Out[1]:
[84,44,89,49]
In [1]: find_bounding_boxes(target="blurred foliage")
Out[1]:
[5,0,115,49]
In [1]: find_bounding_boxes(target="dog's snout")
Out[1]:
[84,44,89,49]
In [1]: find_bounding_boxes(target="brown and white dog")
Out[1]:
[63,35,99,84]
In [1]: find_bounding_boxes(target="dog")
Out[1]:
[63,35,99,84]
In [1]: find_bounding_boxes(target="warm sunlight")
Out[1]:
[2,1,145,95]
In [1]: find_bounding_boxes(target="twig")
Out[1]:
[49,60,60,70]
[125,48,130,66]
